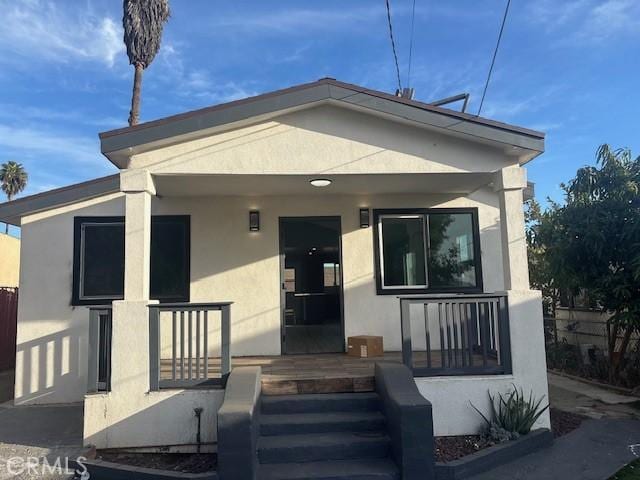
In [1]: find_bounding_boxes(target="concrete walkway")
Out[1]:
[548,371,640,420]
[469,418,640,480]
[0,403,85,480]
[468,372,640,480]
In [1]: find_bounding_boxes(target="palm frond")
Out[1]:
[123,0,170,68]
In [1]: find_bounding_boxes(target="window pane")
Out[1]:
[150,218,189,300]
[428,213,477,288]
[381,217,426,287]
[82,224,124,298]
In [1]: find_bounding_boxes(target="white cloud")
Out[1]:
[0,0,124,67]
[156,43,258,105]
[0,104,126,130]
[528,0,640,43]
[0,123,102,166]
[211,4,415,34]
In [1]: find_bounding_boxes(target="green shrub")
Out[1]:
[471,385,549,438]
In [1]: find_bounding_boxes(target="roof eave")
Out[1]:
[0,174,120,226]
[100,79,544,168]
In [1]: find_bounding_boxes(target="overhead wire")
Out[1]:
[385,0,403,93]
[406,0,417,89]
[477,0,511,116]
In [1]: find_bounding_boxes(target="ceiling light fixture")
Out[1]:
[310,178,332,187]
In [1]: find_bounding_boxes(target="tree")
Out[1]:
[541,144,640,382]
[0,161,28,234]
[525,198,562,317]
[123,0,170,126]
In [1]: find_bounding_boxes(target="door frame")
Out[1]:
[278,216,346,355]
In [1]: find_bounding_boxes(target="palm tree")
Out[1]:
[123,0,170,126]
[0,161,28,234]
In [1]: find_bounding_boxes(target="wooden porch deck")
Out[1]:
[160,351,495,395]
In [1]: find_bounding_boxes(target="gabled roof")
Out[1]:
[100,78,545,168]
[0,78,546,226]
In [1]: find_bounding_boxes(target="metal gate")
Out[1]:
[0,287,18,371]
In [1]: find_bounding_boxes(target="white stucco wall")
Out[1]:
[132,105,516,175]
[14,188,503,403]
[152,190,504,358]
[14,193,124,405]
[13,104,547,446]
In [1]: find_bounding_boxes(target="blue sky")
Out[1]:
[1,0,639,218]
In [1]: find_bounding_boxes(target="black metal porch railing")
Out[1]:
[148,302,232,390]
[399,294,512,376]
[88,306,112,393]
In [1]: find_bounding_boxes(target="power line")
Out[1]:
[406,0,417,88]
[385,0,402,92]
[477,0,511,116]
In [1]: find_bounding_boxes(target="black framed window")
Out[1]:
[72,216,190,305]
[373,208,483,294]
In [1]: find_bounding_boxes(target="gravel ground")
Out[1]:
[0,404,84,480]
[550,407,588,438]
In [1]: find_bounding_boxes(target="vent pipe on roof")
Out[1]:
[396,87,415,99]
[429,93,470,113]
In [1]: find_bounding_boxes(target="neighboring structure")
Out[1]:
[0,232,20,287]
[0,79,550,452]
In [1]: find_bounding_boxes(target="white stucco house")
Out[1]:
[0,79,549,454]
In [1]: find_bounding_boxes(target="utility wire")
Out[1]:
[385,0,402,93]
[477,0,511,116]
[406,0,417,88]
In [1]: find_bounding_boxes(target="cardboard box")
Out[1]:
[347,335,383,358]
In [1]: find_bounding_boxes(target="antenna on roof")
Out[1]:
[396,88,415,100]
[429,93,470,113]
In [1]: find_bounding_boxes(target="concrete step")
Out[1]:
[261,376,375,395]
[260,411,386,436]
[257,431,390,464]
[261,392,379,415]
[259,458,400,480]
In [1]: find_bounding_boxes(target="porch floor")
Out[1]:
[161,351,496,395]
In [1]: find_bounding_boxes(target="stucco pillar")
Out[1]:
[110,170,156,395]
[494,166,529,291]
[120,169,156,300]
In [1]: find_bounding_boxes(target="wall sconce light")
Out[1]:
[359,208,370,228]
[249,210,260,231]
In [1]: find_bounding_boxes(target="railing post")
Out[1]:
[400,298,413,370]
[149,306,160,391]
[221,304,231,385]
[88,309,100,394]
[498,295,512,374]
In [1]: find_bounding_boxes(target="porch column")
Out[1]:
[110,169,156,395]
[494,166,529,291]
[121,169,155,300]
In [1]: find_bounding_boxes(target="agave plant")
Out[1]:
[471,384,549,437]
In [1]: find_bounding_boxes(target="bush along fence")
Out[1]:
[545,314,640,390]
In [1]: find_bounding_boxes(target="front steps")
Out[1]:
[261,376,375,395]
[258,393,399,480]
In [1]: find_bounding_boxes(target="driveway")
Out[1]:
[469,372,640,480]
[0,403,85,480]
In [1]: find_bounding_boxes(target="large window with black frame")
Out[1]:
[374,208,483,294]
[72,216,190,305]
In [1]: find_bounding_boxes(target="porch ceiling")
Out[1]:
[152,172,493,197]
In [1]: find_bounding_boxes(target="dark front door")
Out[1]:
[279,217,344,354]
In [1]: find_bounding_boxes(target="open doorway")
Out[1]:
[279,217,344,354]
